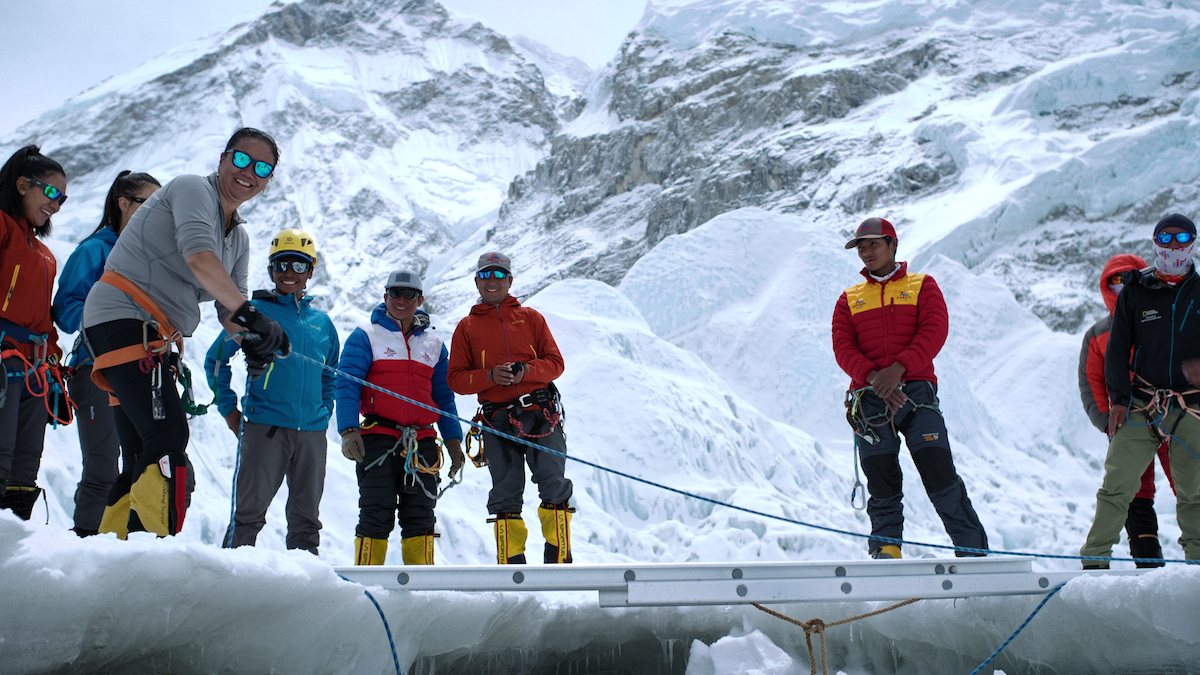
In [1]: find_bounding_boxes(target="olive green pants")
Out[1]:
[1080,405,1200,561]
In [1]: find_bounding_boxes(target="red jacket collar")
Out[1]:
[859,261,908,283]
[470,294,521,315]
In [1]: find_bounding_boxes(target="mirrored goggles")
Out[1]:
[386,287,420,300]
[270,260,311,274]
[26,178,67,206]
[1155,231,1194,245]
[226,150,275,178]
[477,269,509,280]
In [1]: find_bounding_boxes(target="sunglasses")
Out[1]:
[270,260,311,274]
[127,196,147,204]
[1155,231,1194,245]
[25,178,67,206]
[386,287,420,300]
[477,270,509,280]
[1107,273,1125,286]
[225,150,275,178]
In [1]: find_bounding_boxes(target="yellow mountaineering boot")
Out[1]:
[490,513,527,564]
[871,545,902,560]
[401,534,436,565]
[538,502,574,563]
[354,536,389,565]
[98,492,132,540]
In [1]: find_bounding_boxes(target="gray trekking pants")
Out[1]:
[0,356,47,488]
[70,365,121,532]
[483,406,573,515]
[223,422,328,554]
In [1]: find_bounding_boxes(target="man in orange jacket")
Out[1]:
[448,251,574,564]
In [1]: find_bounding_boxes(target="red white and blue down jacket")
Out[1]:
[335,304,462,442]
[832,262,948,389]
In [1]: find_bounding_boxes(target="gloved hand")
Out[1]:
[232,301,290,357]
[342,428,364,462]
[244,352,275,380]
[445,438,465,479]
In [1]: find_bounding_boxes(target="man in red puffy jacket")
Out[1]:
[1078,254,1174,567]
[832,217,989,559]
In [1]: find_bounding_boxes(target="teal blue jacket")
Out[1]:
[205,290,339,431]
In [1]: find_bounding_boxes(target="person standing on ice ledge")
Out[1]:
[82,127,289,539]
[833,217,989,559]
[448,252,575,564]
[1077,253,1174,567]
[206,228,339,555]
[1081,213,1200,567]
[338,270,465,565]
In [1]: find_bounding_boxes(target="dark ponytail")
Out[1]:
[91,170,162,235]
[0,145,66,237]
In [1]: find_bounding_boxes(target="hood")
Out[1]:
[1100,254,1147,313]
[469,294,522,315]
[370,302,430,333]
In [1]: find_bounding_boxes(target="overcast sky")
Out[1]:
[0,0,647,137]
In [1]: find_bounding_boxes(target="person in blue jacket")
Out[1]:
[206,228,338,554]
[337,269,464,565]
[52,170,160,537]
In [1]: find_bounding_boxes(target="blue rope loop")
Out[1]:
[338,574,402,675]
[289,350,1189,566]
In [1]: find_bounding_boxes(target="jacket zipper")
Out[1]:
[2,264,19,312]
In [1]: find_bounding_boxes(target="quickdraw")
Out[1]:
[465,423,486,467]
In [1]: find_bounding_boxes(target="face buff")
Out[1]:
[1154,241,1196,283]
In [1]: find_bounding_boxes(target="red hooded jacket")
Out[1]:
[832,261,947,389]
[1077,254,1146,432]
[0,209,61,360]
[447,295,564,405]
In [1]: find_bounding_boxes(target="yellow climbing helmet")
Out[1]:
[269,228,317,264]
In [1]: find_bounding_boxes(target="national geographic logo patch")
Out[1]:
[922,433,940,442]
[1141,309,1162,323]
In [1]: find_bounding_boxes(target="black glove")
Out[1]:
[244,352,275,380]
[231,301,289,357]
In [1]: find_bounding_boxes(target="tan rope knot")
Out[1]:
[754,598,920,675]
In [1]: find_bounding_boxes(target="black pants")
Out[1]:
[356,435,439,539]
[69,365,121,532]
[483,406,572,515]
[856,381,988,555]
[86,320,190,534]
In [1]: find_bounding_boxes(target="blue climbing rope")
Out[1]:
[338,574,402,675]
[967,582,1067,675]
[287,350,1188,567]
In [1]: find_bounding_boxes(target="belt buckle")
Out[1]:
[517,393,533,408]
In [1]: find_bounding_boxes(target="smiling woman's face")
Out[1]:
[217,137,274,207]
[19,172,67,227]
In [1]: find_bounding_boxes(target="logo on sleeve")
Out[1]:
[1141,309,1161,323]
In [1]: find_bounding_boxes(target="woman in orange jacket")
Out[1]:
[0,145,69,520]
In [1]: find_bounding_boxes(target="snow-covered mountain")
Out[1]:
[4,0,1200,672]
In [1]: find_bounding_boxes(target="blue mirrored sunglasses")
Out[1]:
[270,260,310,274]
[477,270,509,279]
[25,178,67,206]
[226,150,275,178]
[1156,231,1194,245]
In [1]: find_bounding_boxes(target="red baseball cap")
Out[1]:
[844,217,897,249]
